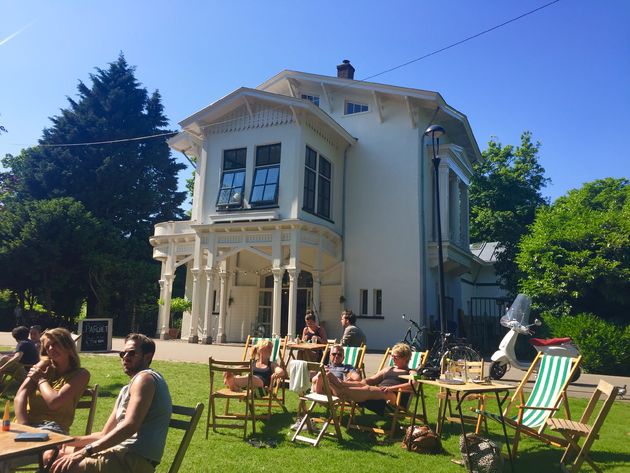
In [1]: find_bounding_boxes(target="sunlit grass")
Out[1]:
[9,353,630,472]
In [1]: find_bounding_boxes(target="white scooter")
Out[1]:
[489,294,581,382]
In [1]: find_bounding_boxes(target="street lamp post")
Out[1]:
[425,124,447,334]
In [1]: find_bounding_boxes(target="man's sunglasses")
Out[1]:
[119,350,139,359]
[330,352,343,357]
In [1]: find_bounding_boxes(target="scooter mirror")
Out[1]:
[534,319,542,326]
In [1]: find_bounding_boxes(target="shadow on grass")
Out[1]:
[96,382,126,398]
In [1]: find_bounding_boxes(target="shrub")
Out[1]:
[544,312,630,375]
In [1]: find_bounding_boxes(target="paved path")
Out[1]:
[2,332,628,400]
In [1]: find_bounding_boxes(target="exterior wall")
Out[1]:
[333,95,424,349]
[297,122,345,235]
[200,122,300,223]
[225,285,258,342]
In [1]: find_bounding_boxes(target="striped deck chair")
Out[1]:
[479,352,582,457]
[342,344,366,377]
[347,348,429,438]
[242,335,288,415]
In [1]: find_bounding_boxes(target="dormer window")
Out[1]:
[345,101,369,115]
[250,143,281,207]
[301,94,320,107]
[217,148,246,209]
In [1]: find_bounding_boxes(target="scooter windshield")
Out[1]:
[500,294,532,328]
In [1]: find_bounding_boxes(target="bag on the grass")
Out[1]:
[459,433,503,473]
[401,425,441,454]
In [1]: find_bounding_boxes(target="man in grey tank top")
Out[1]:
[50,333,172,473]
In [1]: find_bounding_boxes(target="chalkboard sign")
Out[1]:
[78,318,112,352]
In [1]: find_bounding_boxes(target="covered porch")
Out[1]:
[150,219,343,343]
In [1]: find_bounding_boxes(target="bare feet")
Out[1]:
[223,372,239,391]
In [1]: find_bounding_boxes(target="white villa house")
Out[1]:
[150,61,490,350]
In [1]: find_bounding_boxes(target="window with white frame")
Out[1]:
[250,143,281,206]
[373,289,382,316]
[345,101,369,115]
[301,94,320,107]
[360,289,368,316]
[217,148,246,209]
[303,146,332,219]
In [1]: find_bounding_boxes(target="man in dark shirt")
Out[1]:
[312,344,360,393]
[0,326,39,380]
[340,310,367,347]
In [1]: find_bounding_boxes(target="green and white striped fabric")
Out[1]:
[388,350,427,369]
[518,354,574,428]
[343,346,363,368]
[250,337,282,363]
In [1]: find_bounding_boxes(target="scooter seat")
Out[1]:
[529,337,572,346]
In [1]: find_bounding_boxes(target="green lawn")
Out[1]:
[59,354,630,473]
[3,350,628,472]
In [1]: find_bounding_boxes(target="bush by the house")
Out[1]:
[544,312,630,375]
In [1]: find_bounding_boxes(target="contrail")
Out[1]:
[0,20,36,47]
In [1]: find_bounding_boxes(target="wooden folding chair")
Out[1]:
[242,336,288,416]
[479,352,582,457]
[436,359,487,434]
[76,384,99,435]
[14,385,100,472]
[167,403,204,473]
[347,349,429,438]
[342,344,367,378]
[291,362,343,446]
[207,358,256,439]
[0,358,28,398]
[243,335,288,406]
[547,380,619,473]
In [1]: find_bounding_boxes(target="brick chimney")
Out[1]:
[337,59,355,79]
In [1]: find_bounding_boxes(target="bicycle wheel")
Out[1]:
[440,345,482,365]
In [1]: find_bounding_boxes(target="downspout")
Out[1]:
[418,107,441,330]
[341,141,353,300]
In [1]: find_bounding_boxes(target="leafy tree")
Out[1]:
[0,198,106,322]
[10,54,186,238]
[2,54,186,331]
[517,178,630,322]
[469,132,549,295]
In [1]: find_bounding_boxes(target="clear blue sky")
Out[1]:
[1,0,628,203]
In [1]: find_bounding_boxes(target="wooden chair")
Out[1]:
[342,344,367,378]
[207,358,256,439]
[479,352,582,457]
[13,385,100,472]
[436,358,487,434]
[242,336,288,417]
[76,384,99,435]
[0,359,28,398]
[167,403,204,473]
[291,362,343,446]
[547,380,619,473]
[347,349,429,438]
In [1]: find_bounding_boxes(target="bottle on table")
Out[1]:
[2,400,10,431]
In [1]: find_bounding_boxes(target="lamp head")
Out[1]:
[424,124,445,140]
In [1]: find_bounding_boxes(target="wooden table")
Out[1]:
[285,343,328,363]
[0,424,72,472]
[405,377,515,472]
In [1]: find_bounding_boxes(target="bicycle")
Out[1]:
[400,314,481,379]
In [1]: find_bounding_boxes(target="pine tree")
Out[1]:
[15,54,185,237]
[4,54,186,329]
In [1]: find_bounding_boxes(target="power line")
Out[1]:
[360,0,560,82]
[36,131,178,148]
[5,1,559,150]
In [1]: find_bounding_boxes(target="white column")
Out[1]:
[287,268,298,339]
[187,269,200,343]
[312,271,321,316]
[461,183,469,247]
[217,270,228,343]
[450,175,461,245]
[438,163,450,241]
[271,268,284,337]
[161,274,175,340]
[202,268,215,344]
[187,234,203,343]
[157,277,166,339]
